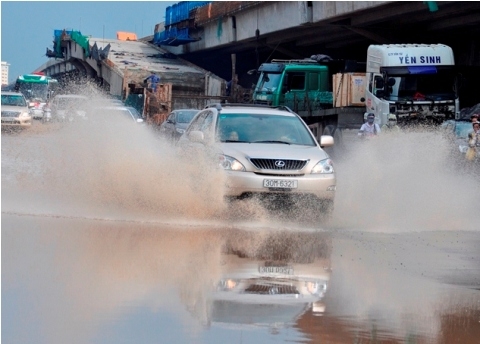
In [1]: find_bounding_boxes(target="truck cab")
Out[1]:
[252,59,332,113]
[365,44,459,126]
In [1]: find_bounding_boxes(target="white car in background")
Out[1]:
[45,94,89,122]
[27,98,48,120]
[1,92,32,129]
[91,106,144,124]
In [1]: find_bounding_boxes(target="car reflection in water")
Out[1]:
[208,230,331,328]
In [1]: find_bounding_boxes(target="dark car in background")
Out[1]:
[159,109,199,141]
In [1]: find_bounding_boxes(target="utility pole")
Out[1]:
[231,53,236,101]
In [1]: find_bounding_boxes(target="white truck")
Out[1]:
[365,44,459,127]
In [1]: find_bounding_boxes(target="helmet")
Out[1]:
[388,114,397,121]
[364,113,374,124]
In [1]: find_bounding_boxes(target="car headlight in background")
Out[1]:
[311,158,334,174]
[218,154,245,171]
[176,128,185,134]
[217,279,238,291]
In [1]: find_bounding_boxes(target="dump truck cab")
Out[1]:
[253,60,332,111]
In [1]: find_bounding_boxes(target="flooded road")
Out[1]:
[2,109,480,344]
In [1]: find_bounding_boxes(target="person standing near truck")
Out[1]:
[144,72,160,92]
[466,121,480,161]
[358,113,381,138]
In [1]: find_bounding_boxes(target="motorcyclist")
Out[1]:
[358,113,381,138]
[381,114,401,132]
[468,121,480,147]
[466,121,480,161]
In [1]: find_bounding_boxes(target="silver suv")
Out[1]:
[1,92,32,129]
[177,104,336,214]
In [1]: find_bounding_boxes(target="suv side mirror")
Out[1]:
[188,130,204,143]
[320,135,334,147]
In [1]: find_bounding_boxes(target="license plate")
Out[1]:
[258,266,294,275]
[263,179,297,189]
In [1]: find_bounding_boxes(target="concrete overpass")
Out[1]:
[160,1,480,83]
[37,1,480,99]
[38,33,225,110]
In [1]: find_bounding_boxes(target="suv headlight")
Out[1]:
[311,158,334,174]
[218,154,245,171]
[20,111,31,119]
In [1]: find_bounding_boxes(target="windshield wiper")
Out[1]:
[224,140,249,143]
[253,140,291,145]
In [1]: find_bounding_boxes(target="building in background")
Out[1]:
[1,61,10,86]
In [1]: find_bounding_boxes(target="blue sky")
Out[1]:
[1,1,176,83]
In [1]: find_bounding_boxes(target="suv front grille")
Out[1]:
[250,158,308,170]
[1,111,21,118]
[244,283,299,295]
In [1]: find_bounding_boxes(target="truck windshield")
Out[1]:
[255,73,282,93]
[16,83,49,102]
[384,69,456,101]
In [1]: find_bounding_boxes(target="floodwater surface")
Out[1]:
[2,94,480,343]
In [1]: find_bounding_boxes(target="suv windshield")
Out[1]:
[216,113,316,145]
[1,94,27,107]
